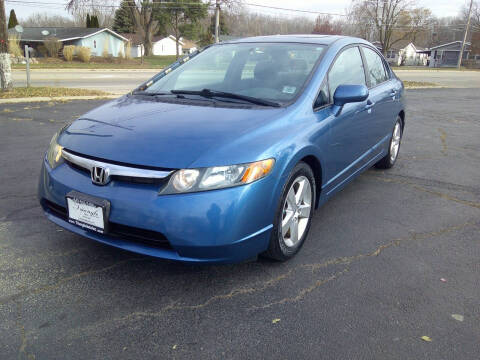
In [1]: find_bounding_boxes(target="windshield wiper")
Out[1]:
[170,89,281,107]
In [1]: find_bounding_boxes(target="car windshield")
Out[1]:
[143,43,325,103]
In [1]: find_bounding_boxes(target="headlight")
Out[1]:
[160,158,275,194]
[46,132,64,169]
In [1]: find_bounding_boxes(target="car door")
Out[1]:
[325,46,372,186]
[360,46,396,148]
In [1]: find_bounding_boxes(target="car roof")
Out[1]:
[222,34,362,46]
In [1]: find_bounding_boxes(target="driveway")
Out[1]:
[12,68,480,95]
[0,89,479,359]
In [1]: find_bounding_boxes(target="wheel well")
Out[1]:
[398,110,405,129]
[300,155,322,207]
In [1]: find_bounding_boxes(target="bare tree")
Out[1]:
[349,0,432,54]
[0,0,12,91]
[68,0,163,56]
[312,15,343,35]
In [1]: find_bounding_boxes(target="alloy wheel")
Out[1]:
[281,175,312,247]
[390,121,402,163]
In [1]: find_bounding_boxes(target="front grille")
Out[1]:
[42,199,172,250]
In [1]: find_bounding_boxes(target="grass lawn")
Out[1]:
[12,55,176,69]
[403,81,439,88]
[12,55,179,70]
[0,87,110,98]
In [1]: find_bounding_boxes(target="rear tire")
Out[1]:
[375,116,403,169]
[263,162,316,261]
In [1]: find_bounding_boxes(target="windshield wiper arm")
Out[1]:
[170,89,281,107]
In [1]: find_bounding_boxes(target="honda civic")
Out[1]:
[38,35,405,263]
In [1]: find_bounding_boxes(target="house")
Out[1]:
[180,38,198,54]
[120,33,145,58]
[120,34,198,57]
[421,41,471,67]
[397,43,428,66]
[152,35,183,56]
[8,27,128,57]
[372,40,427,66]
[7,27,127,57]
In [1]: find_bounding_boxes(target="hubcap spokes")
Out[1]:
[282,176,312,247]
[390,122,401,162]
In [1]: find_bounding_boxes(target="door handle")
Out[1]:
[390,90,397,99]
[365,100,375,111]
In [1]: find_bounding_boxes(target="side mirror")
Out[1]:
[332,84,369,116]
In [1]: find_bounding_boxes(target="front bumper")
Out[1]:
[38,159,277,264]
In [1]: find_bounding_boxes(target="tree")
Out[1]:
[113,0,135,33]
[0,0,13,91]
[91,15,99,28]
[312,15,342,35]
[86,13,91,27]
[7,9,18,29]
[349,0,432,55]
[160,0,208,59]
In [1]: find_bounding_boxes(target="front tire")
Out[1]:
[375,116,403,169]
[264,162,316,261]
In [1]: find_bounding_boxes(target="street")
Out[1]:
[11,68,480,95]
[0,88,479,359]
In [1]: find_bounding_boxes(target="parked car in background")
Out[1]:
[38,35,405,264]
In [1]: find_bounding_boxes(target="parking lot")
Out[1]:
[1,88,479,359]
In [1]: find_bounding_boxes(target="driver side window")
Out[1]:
[328,46,366,102]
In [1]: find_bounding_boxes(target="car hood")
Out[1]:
[58,96,286,169]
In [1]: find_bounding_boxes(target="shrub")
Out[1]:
[43,37,62,58]
[77,46,91,63]
[117,49,124,59]
[63,45,75,62]
[125,41,132,60]
[37,45,48,57]
[8,35,22,57]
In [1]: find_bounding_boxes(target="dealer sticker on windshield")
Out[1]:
[282,86,296,94]
[66,191,110,234]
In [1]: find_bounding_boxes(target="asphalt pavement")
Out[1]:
[12,68,480,95]
[0,89,479,359]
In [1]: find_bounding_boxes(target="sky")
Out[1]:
[5,0,470,20]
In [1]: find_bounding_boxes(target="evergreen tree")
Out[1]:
[8,9,18,29]
[86,14,91,28]
[92,15,100,28]
[113,0,135,33]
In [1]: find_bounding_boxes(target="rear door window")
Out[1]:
[362,47,389,87]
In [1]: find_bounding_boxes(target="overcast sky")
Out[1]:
[6,0,470,20]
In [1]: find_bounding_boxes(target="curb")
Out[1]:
[0,95,120,104]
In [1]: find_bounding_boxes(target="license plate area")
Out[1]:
[66,191,110,234]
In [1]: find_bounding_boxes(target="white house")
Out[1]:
[152,35,183,56]
[373,41,427,66]
[397,43,428,66]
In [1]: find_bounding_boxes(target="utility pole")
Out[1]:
[458,0,474,69]
[215,0,220,43]
[0,0,13,91]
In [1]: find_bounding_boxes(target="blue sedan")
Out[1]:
[38,35,405,264]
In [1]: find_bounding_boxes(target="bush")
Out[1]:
[63,45,75,61]
[117,49,124,59]
[77,46,91,63]
[8,35,22,57]
[37,45,48,57]
[43,37,62,58]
